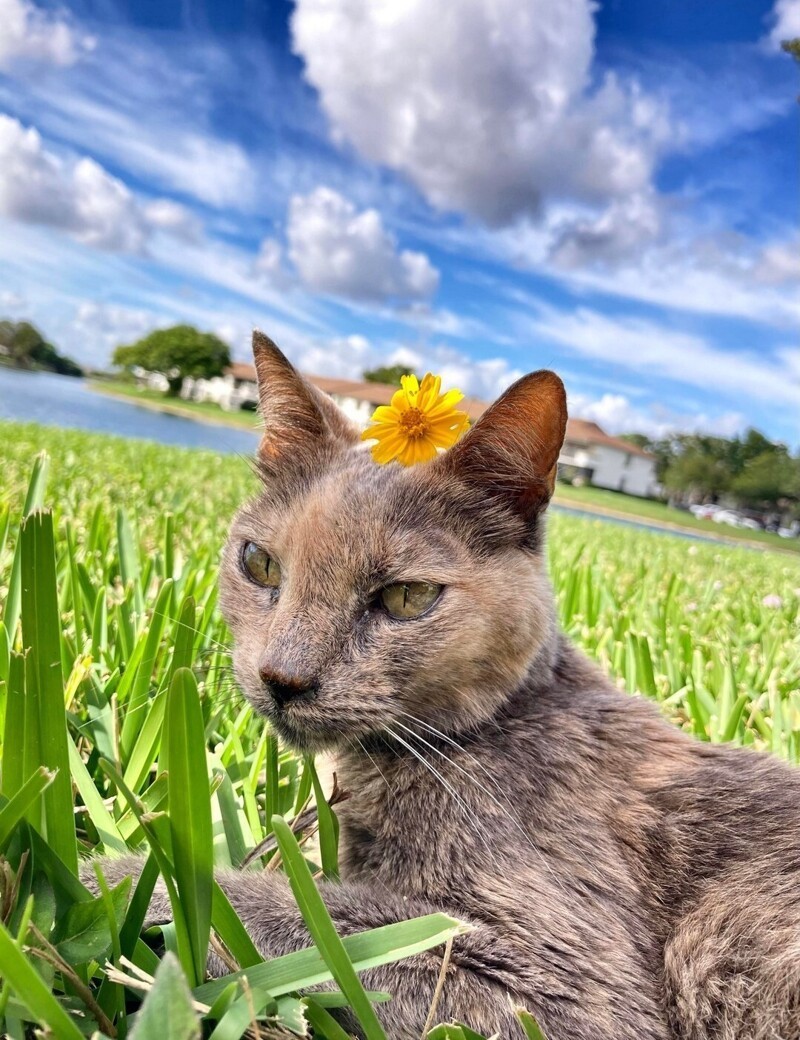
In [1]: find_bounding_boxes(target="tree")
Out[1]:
[664,451,732,499]
[363,364,418,386]
[0,319,83,376]
[617,433,651,451]
[781,38,800,64]
[781,37,800,103]
[113,325,231,396]
[732,452,800,509]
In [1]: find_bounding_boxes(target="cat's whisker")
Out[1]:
[390,717,565,891]
[382,725,496,861]
[396,710,507,795]
[352,735,396,802]
[151,610,233,658]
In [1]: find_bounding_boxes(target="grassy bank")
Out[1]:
[88,378,261,429]
[554,481,800,554]
[1,420,798,1037]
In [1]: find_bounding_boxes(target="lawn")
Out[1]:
[87,378,261,429]
[554,481,800,553]
[1,419,799,1038]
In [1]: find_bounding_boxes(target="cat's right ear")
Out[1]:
[438,369,567,523]
[252,331,359,473]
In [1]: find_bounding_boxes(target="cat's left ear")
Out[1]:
[438,369,567,522]
[252,331,359,470]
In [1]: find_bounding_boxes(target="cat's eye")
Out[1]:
[242,542,282,588]
[380,581,442,620]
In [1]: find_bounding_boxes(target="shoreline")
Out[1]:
[87,381,260,432]
[550,500,795,555]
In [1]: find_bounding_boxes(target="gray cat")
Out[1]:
[95,332,800,1039]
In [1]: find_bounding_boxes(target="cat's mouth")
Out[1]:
[247,689,374,753]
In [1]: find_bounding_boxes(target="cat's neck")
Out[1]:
[330,633,598,803]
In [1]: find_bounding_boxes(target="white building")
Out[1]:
[180,363,260,411]
[182,364,658,498]
[559,419,657,498]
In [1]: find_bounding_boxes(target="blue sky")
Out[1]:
[0,0,798,442]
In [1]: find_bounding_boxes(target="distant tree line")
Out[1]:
[0,320,83,377]
[363,364,418,385]
[620,430,800,515]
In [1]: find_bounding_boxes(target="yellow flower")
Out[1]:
[361,373,470,466]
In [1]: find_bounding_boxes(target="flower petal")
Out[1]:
[400,374,420,398]
[370,405,401,424]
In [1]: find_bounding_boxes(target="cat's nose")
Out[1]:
[258,665,318,709]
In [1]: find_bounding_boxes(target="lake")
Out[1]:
[0,367,260,454]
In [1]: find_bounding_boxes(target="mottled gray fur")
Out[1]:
[92,332,800,1040]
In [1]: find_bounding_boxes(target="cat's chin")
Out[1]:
[266,713,351,754]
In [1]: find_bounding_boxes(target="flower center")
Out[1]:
[398,407,429,439]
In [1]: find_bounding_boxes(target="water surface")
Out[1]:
[0,367,259,454]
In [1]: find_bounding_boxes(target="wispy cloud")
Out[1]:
[523,303,800,409]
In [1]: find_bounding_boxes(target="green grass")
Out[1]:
[0,418,799,1038]
[88,379,261,429]
[554,481,800,553]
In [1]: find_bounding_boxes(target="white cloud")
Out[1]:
[526,304,800,408]
[142,199,201,243]
[69,301,164,361]
[0,289,26,309]
[0,115,146,251]
[441,219,800,329]
[767,0,800,47]
[0,0,94,70]
[0,31,256,210]
[287,186,439,302]
[547,191,664,269]
[0,114,207,253]
[753,239,800,284]
[292,0,673,230]
[567,391,745,440]
[254,237,284,279]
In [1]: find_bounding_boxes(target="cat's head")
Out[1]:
[219,331,567,752]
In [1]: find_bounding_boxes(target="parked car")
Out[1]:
[712,509,742,527]
[690,504,720,520]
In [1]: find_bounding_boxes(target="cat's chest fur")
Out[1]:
[316,746,478,898]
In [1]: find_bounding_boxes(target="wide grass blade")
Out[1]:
[514,1006,549,1040]
[271,814,387,1039]
[3,451,49,641]
[0,765,56,849]
[19,510,78,876]
[196,909,470,1007]
[119,578,174,760]
[168,667,214,986]
[309,756,339,880]
[66,739,127,855]
[0,919,85,1040]
[211,881,263,970]
[129,952,202,1040]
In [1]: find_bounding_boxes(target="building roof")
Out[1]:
[563,418,653,459]
[224,363,653,459]
[227,361,260,381]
